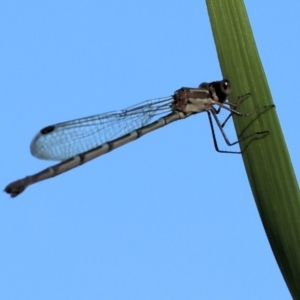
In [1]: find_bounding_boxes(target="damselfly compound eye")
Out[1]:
[220,79,231,96]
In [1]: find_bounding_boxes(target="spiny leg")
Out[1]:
[218,93,251,128]
[207,108,270,154]
[206,94,252,153]
[207,110,241,154]
[219,93,275,128]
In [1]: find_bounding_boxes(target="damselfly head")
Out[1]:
[208,79,232,104]
[202,79,232,103]
[199,79,231,97]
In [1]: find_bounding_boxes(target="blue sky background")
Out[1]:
[1,1,298,299]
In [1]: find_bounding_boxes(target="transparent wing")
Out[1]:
[30,96,174,161]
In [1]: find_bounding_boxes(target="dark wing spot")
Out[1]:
[40,125,55,134]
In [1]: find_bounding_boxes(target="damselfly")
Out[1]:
[4,79,272,197]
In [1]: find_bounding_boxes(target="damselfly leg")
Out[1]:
[218,93,251,128]
[207,94,274,153]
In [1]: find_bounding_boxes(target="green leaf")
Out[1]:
[205,0,300,297]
